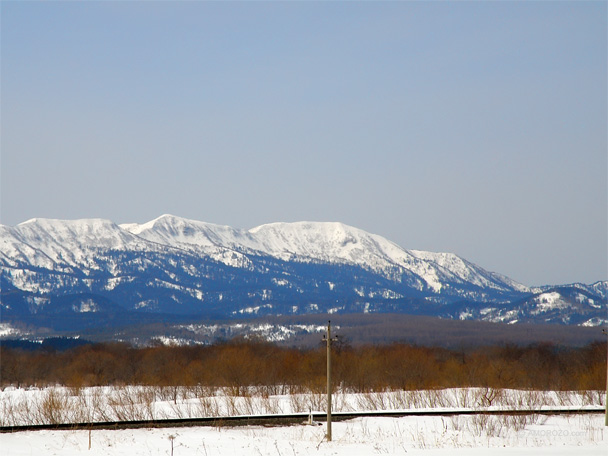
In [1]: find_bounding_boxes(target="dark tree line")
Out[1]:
[1,338,605,392]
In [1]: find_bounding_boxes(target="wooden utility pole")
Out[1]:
[603,328,607,427]
[323,321,338,441]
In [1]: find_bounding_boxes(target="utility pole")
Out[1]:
[323,321,338,441]
[603,328,607,427]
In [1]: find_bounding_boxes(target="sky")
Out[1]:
[1,1,606,287]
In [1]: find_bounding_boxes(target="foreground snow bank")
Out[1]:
[1,414,605,456]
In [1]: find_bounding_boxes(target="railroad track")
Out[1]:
[1,407,604,433]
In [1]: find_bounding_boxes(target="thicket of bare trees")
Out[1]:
[1,338,605,392]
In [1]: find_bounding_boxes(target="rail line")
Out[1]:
[1,407,604,433]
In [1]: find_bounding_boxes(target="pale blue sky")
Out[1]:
[1,1,606,286]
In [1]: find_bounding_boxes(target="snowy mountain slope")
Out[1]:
[120,215,255,269]
[0,215,528,297]
[1,218,151,271]
[589,280,608,299]
[0,215,605,328]
[248,221,451,292]
[407,250,529,294]
[121,214,254,249]
[518,286,606,326]
[121,216,529,296]
[447,286,607,327]
[537,281,608,301]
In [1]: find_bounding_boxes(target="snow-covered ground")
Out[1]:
[1,414,605,456]
[1,387,605,455]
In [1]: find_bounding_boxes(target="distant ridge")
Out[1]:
[1,215,605,334]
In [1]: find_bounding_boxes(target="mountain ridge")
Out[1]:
[120,214,529,295]
[1,215,605,331]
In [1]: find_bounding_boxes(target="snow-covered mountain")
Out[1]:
[120,215,528,295]
[0,215,605,331]
[1,218,151,273]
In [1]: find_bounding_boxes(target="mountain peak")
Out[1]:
[122,215,250,252]
[13,217,126,240]
[128,214,189,234]
[17,217,115,228]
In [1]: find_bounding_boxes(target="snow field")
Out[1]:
[1,414,605,456]
[0,386,604,427]
[0,387,605,455]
